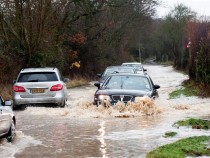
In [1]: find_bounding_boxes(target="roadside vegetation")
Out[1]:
[164,131,177,138]
[66,78,90,89]
[0,1,209,99]
[148,118,210,158]
[0,0,158,85]
[169,80,210,99]
[174,118,210,130]
[147,136,210,158]
[169,81,199,99]
[169,87,199,99]
[0,84,13,100]
[157,61,174,66]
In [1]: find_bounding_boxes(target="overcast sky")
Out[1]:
[156,0,210,18]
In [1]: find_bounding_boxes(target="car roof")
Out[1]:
[107,73,147,77]
[104,66,136,73]
[20,67,58,73]
[106,65,134,69]
[122,62,142,65]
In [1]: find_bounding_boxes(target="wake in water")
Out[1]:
[78,96,162,118]
[25,96,163,118]
[0,131,42,158]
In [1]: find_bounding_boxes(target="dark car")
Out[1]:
[97,66,136,84]
[94,73,160,106]
[0,96,16,142]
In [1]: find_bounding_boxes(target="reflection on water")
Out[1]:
[98,121,108,158]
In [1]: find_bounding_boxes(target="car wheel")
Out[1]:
[60,100,66,108]
[13,104,18,110]
[94,101,100,107]
[6,120,16,142]
[13,104,27,110]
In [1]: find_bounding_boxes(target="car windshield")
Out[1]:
[122,64,142,70]
[17,72,58,82]
[103,67,134,77]
[103,75,151,90]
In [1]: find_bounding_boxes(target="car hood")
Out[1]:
[95,88,152,97]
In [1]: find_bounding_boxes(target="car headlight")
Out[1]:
[98,95,110,101]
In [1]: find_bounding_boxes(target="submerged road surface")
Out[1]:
[1,65,210,158]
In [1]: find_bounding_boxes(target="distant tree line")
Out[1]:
[0,1,209,88]
[148,4,210,87]
[0,0,158,82]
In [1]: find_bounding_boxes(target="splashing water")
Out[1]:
[0,131,42,158]
[76,96,162,118]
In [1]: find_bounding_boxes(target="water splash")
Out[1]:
[76,96,162,118]
[0,131,42,158]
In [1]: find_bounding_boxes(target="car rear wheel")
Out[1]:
[6,120,16,142]
[13,104,27,110]
[60,100,66,108]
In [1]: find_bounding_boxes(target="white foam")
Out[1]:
[0,131,42,158]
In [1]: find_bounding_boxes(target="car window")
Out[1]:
[17,72,58,82]
[103,76,122,89]
[103,68,134,77]
[104,75,151,90]
[103,69,113,76]
[122,64,143,70]
[56,70,62,81]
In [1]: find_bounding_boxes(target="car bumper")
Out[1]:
[13,92,66,106]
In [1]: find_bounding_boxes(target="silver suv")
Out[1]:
[13,67,69,109]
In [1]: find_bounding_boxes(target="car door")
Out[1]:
[0,97,10,136]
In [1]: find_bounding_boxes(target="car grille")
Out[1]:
[112,95,133,102]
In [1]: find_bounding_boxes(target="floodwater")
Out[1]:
[1,65,210,158]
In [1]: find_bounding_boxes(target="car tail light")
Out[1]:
[13,85,26,92]
[50,84,63,91]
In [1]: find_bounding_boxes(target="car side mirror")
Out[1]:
[94,82,100,89]
[144,69,147,71]
[5,100,12,106]
[13,80,17,84]
[153,85,160,89]
[63,78,70,83]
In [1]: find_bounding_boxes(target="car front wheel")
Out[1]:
[6,120,16,142]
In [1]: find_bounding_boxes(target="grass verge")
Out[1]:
[169,87,199,99]
[169,80,200,99]
[66,78,90,88]
[164,131,177,138]
[173,118,210,130]
[147,136,210,158]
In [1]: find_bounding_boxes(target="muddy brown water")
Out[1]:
[1,65,210,158]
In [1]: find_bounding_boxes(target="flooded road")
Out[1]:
[1,65,210,158]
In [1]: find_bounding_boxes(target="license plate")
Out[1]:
[31,88,45,94]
